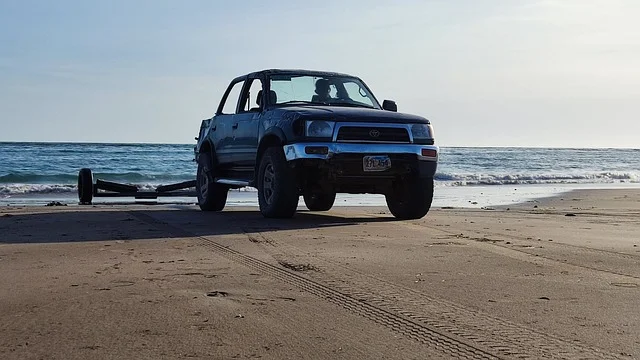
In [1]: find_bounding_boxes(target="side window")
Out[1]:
[240,79,264,112]
[220,81,244,114]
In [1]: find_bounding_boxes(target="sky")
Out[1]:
[0,0,639,148]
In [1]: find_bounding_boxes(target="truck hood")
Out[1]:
[272,106,431,124]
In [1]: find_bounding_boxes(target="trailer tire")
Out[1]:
[78,168,93,205]
[196,153,227,211]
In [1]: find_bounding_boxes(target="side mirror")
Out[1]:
[382,100,397,112]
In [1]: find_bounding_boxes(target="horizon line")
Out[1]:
[0,140,638,150]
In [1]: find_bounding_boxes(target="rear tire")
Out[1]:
[303,190,336,211]
[385,177,434,220]
[78,168,93,205]
[196,153,228,212]
[257,147,299,218]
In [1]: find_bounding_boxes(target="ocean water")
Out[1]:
[1,142,639,207]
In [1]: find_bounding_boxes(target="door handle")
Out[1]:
[232,123,239,130]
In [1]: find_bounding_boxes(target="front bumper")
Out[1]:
[283,142,438,181]
[283,143,439,162]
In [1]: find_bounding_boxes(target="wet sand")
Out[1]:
[1,189,639,359]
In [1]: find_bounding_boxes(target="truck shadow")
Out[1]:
[0,207,396,244]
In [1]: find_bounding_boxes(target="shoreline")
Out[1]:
[3,182,640,209]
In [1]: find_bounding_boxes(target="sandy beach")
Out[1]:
[1,189,639,359]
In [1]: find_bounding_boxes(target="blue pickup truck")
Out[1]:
[194,69,438,219]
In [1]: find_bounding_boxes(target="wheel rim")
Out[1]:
[199,168,209,201]
[263,163,275,205]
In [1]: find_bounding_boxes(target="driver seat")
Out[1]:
[256,90,278,107]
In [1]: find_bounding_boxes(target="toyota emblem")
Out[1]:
[369,129,380,138]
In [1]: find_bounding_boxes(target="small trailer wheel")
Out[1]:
[78,168,94,205]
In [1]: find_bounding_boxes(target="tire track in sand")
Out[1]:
[130,211,625,360]
[239,227,625,360]
[370,212,640,281]
[130,211,497,359]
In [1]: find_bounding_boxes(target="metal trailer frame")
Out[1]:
[77,168,196,205]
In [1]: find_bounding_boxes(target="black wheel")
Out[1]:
[303,190,336,211]
[257,147,299,218]
[385,177,434,220]
[196,153,228,211]
[78,168,93,205]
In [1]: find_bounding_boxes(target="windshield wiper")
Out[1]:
[329,102,375,109]
[275,100,375,109]
[276,100,328,106]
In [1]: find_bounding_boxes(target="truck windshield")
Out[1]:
[269,74,380,109]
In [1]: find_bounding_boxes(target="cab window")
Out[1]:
[220,80,244,114]
[239,78,264,113]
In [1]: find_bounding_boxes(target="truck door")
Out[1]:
[214,78,246,165]
[231,76,264,167]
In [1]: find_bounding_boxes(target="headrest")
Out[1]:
[268,90,277,104]
[256,90,277,106]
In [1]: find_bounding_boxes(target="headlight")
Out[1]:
[411,124,433,139]
[305,120,335,138]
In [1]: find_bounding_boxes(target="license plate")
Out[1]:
[363,155,391,172]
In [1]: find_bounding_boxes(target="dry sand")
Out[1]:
[0,189,638,359]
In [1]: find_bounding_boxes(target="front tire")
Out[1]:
[257,147,299,218]
[196,153,228,212]
[303,190,336,211]
[385,177,434,220]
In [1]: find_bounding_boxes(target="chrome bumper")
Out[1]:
[283,143,439,161]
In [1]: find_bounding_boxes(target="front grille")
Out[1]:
[336,126,410,143]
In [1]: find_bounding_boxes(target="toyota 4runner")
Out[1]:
[194,69,438,219]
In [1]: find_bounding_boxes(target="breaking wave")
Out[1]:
[1,172,638,195]
[0,184,78,195]
[435,172,639,186]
